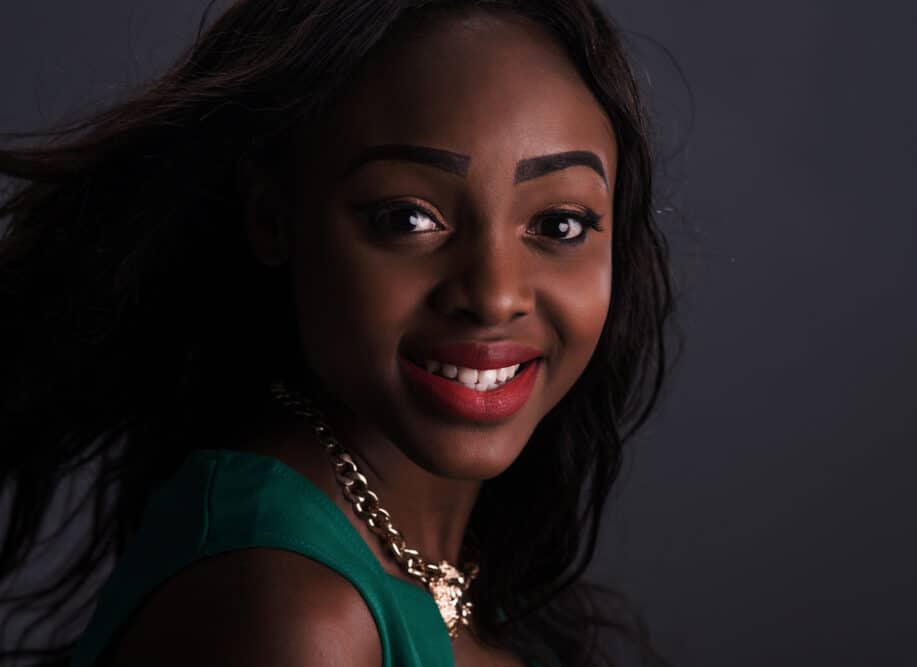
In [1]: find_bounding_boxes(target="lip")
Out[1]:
[398,354,541,423]
[404,340,543,371]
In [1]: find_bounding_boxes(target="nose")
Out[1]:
[431,224,535,327]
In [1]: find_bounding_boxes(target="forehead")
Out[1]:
[306,11,617,180]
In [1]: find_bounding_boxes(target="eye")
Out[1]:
[531,209,603,245]
[542,215,583,240]
[363,202,443,235]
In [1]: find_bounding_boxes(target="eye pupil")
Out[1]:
[379,207,437,233]
[545,215,582,240]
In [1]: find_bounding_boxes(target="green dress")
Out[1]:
[70,448,463,666]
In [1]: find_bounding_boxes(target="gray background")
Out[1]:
[1,2,914,666]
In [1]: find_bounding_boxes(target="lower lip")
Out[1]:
[398,355,541,424]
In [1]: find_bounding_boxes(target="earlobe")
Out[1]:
[240,155,290,267]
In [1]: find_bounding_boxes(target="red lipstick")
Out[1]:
[398,351,541,423]
[411,340,542,370]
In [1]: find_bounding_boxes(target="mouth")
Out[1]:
[398,353,542,423]
[401,354,540,392]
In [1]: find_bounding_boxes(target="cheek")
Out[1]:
[544,252,612,387]
[289,226,423,392]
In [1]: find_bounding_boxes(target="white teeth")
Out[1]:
[457,367,479,388]
[475,369,498,391]
[422,358,529,392]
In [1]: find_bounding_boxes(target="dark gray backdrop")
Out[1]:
[1,2,914,666]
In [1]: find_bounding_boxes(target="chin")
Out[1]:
[313,366,545,481]
[409,444,522,481]
[391,417,536,482]
[377,356,547,480]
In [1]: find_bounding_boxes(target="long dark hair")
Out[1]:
[0,1,681,664]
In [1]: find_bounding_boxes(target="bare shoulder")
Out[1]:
[106,548,382,667]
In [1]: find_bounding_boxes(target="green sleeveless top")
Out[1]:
[70,448,466,666]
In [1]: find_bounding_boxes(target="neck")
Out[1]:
[321,403,482,567]
[237,393,482,574]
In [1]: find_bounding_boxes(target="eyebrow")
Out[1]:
[343,144,607,188]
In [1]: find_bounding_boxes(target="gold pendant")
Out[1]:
[427,561,474,639]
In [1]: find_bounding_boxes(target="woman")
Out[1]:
[0,1,678,665]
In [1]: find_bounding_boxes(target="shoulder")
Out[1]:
[107,548,382,667]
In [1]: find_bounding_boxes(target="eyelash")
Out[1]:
[360,200,604,245]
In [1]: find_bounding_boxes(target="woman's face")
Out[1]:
[274,11,616,480]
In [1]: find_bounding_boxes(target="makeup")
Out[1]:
[398,354,541,423]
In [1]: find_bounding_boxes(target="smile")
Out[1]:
[421,359,525,392]
[398,354,541,423]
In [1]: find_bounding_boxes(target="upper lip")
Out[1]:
[404,340,543,370]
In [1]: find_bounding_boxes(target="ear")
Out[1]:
[239,155,290,267]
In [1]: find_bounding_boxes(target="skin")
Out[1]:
[241,9,618,665]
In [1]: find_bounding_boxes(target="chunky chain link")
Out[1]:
[269,380,480,586]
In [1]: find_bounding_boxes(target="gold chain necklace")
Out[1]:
[269,379,479,640]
